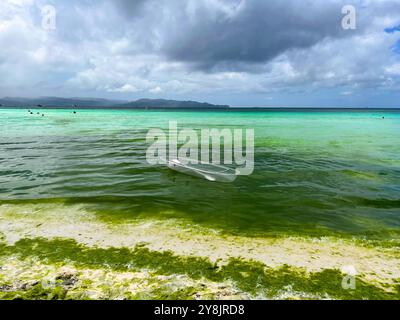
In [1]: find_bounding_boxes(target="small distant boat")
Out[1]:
[167,158,239,182]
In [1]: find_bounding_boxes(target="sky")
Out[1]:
[1,0,400,107]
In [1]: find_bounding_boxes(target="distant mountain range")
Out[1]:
[0,97,230,109]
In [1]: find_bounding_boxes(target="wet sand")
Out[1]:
[1,202,399,300]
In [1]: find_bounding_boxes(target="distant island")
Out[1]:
[0,97,230,110]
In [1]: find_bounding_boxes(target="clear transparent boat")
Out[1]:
[167,158,239,182]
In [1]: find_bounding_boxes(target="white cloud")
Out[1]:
[385,64,400,75]
[149,86,163,94]
[109,84,139,93]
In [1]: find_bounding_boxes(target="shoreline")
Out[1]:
[2,107,400,112]
[1,202,399,300]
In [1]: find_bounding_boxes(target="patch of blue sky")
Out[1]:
[385,25,400,33]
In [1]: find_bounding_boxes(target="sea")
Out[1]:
[1,108,399,239]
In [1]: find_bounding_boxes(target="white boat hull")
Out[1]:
[167,158,238,183]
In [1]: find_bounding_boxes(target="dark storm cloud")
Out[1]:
[109,0,355,71]
[112,0,149,17]
[170,0,342,68]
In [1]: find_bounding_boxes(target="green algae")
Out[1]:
[220,260,399,300]
[1,237,399,300]
[129,284,207,300]
[0,283,67,300]
[3,198,400,245]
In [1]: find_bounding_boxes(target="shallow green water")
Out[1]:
[1,108,400,239]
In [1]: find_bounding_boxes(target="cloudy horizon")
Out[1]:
[1,0,400,107]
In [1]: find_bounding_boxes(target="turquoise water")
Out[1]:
[1,108,400,238]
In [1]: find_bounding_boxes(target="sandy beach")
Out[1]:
[1,202,399,300]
